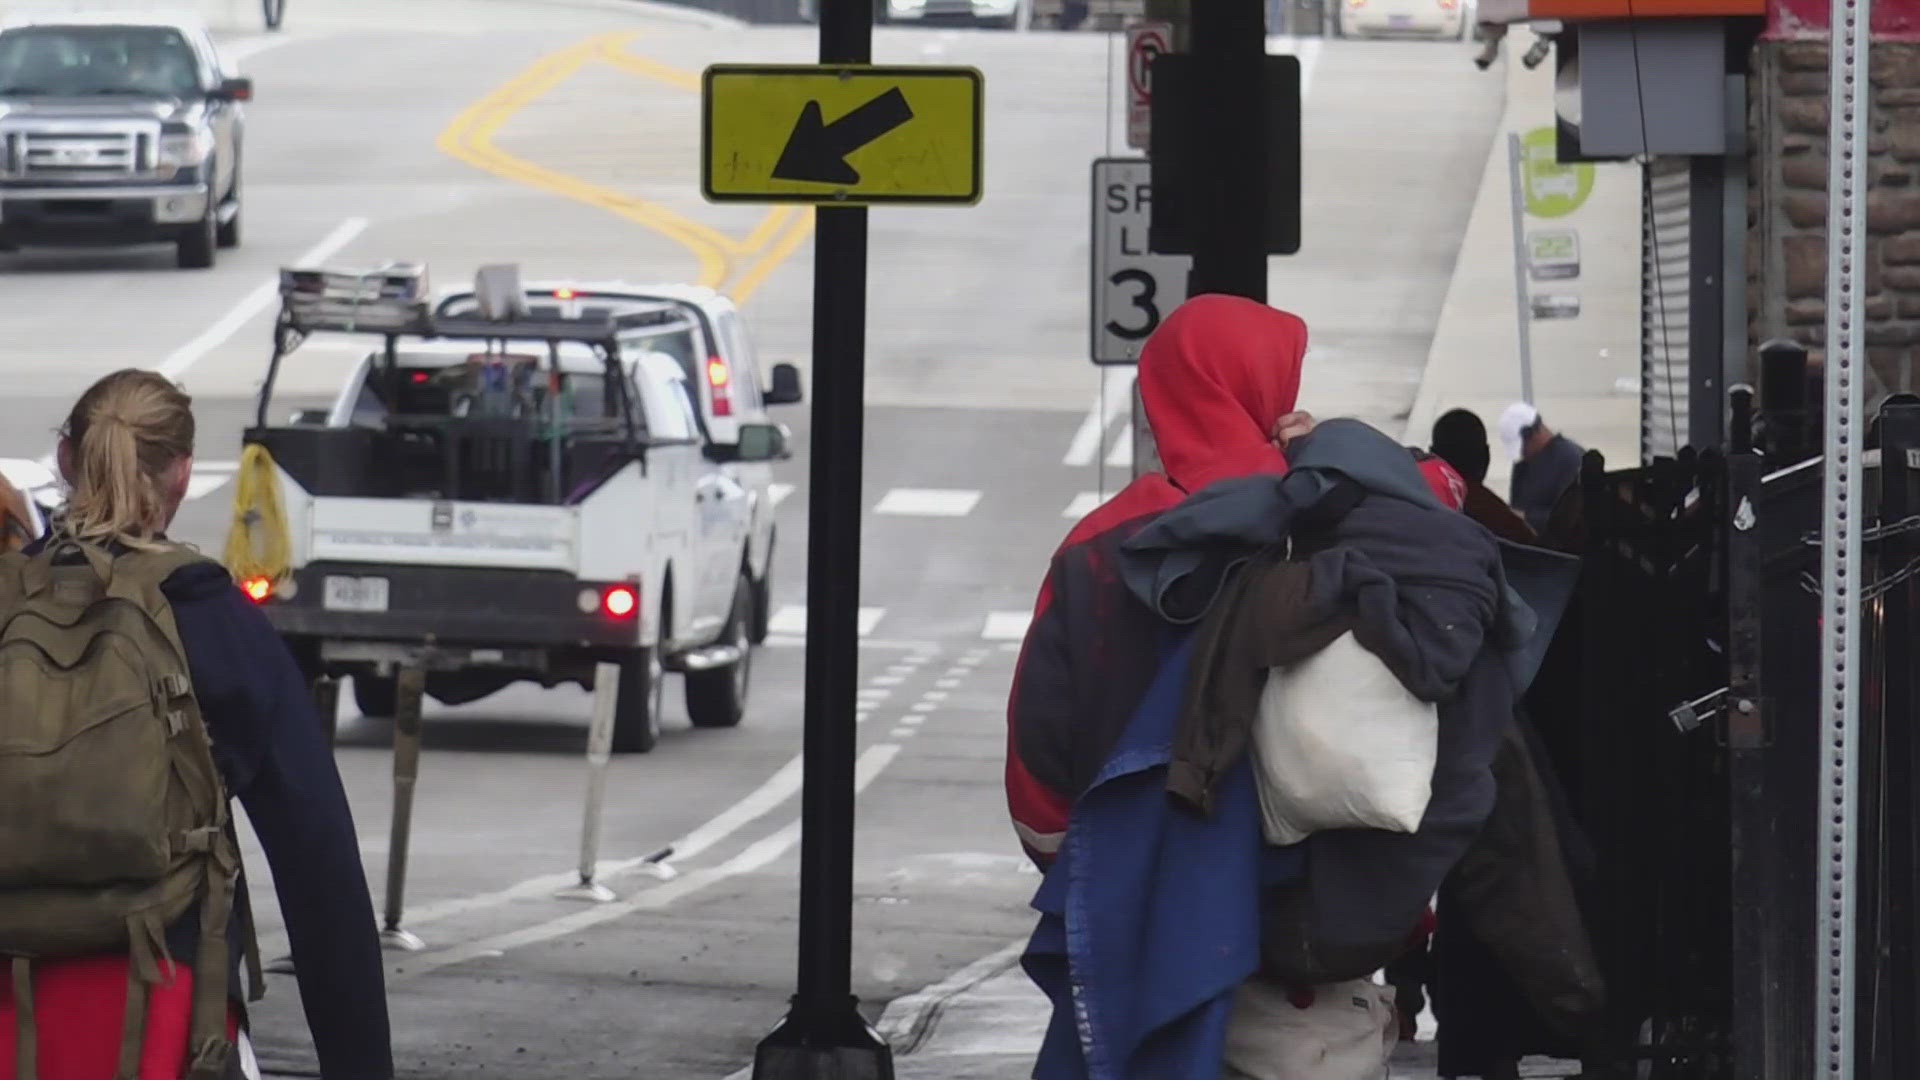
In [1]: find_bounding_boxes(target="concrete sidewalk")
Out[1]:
[1401,35,1642,499]
[876,949,1582,1079]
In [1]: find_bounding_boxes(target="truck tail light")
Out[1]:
[707,356,733,417]
[602,584,638,619]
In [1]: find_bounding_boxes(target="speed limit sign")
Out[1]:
[1091,157,1189,366]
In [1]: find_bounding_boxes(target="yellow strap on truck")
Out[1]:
[223,443,291,585]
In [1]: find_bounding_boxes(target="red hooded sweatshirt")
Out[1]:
[1005,295,1461,865]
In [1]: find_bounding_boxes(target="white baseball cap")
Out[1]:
[1498,402,1540,462]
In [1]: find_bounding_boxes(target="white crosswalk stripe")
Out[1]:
[185,462,239,502]
[874,488,982,517]
[981,611,1031,642]
[1063,492,1104,519]
[767,605,887,637]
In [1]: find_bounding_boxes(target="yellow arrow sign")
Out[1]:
[702,64,984,206]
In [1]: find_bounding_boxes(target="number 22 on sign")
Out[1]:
[1091,157,1190,366]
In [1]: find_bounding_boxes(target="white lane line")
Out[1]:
[981,611,1032,642]
[1063,492,1103,519]
[889,727,918,739]
[401,743,902,979]
[768,605,886,637]
[255,743,813,960]
[185,463,239,502]
[223,34,304,65]
[764,634,935,652]
[873,488,982,517]
[1105,424,1134,469]
[769,483,796,508]
[158,217,368,381]
[1063,368,1137,467]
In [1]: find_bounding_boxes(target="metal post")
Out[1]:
[1815,0,1871,1068]
[380,665,427,952]
[1506,133,1536,405]
[556,661,622,903]
[751,0,891,1075]
[1186,0,1266,301]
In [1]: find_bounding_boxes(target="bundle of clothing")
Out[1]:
[1020,419,1602,1080]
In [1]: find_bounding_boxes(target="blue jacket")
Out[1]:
[1025,633,1306,1080]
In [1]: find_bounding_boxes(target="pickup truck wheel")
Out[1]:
[611,644,664,753]
[354,675,398,719]
[177,203,216,269]
[686,573,752,729]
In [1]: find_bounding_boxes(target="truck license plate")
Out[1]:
[323,575,389,612]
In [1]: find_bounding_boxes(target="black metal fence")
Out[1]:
[1522,347,1920,1078]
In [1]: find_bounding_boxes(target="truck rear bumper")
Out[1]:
[260,561,643,653]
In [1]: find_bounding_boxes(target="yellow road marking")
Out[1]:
[732,206,814,305]
[437,32,814,303]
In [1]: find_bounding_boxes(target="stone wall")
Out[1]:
[1748,39,1920,400]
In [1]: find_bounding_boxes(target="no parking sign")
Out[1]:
[1126,21,1170,151]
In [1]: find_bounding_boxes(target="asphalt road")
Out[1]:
[0,2,1501,1074]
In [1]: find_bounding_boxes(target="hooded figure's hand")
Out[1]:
[1272,411,1316,450]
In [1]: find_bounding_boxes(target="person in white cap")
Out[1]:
[1498,402,1585,533]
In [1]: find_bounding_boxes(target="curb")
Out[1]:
[874,941,1028,1057]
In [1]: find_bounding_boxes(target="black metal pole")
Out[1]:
[1877,402,1920,1080]
[1187,0,1266,301]
[752,0,892,1075]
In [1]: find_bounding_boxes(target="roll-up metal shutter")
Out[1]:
[1642,156,1692,463]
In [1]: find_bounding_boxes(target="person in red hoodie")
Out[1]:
[1007,292,1465,867]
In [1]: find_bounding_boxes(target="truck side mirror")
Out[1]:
[765,363,804,406]
[213,77,253,103]
[734,422,791,463]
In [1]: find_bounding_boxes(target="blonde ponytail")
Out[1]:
[60,370,195,551]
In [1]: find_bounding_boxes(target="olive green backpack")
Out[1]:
[0,536,259,1080]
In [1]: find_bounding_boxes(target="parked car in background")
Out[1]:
[880,0,1032,29]
[1337,0,1470,38]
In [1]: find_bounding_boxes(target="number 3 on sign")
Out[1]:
[1107,269,1160,341]
[1091,158,1188,366]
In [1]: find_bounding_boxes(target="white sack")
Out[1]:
[1251,630,1438,845]
[1223,976,1398,1080]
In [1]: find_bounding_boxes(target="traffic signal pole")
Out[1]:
[1185,0,1268,302]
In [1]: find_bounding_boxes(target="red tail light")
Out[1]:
[241,576,273,603]
[554,287,577,300]
[707,356,733,418]
[602,584,638,619]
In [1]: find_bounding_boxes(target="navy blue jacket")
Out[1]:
[25,537,394,1079]
[163,558,394,1080]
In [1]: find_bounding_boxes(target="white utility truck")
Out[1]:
[240,263,795,753]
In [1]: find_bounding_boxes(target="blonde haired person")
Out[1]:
[0,473,29,553]
[0,370,393,1080]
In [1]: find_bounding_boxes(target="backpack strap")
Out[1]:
[183,830,241,1080]
[11,957,33,1080]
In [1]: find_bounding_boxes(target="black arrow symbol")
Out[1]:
[771,86,915,186]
